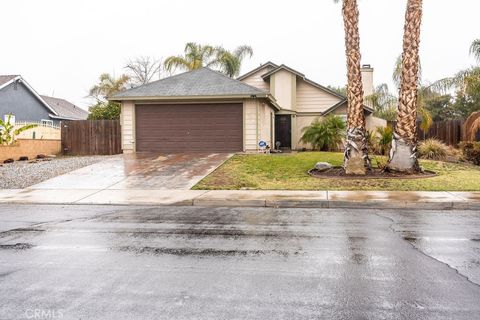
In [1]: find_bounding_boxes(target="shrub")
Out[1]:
[376,126,393,155]
[459,141,480,165]
[418,139,449,160]
[0,114,38,145]
[300,115,346,151]
[88,101,121,120]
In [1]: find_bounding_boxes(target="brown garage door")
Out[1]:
[135,103,243,153]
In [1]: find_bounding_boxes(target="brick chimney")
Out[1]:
[361,64,374,97]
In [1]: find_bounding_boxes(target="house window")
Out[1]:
[41,119,54,126]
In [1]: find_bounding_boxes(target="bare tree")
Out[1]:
[125,56,162,86]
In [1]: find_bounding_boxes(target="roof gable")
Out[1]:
[111,68,268,100]
[261,64,305,80]
[237,62,278,81]
[0,75,20,88]
[0,75,59,116]
[261,64,346,101]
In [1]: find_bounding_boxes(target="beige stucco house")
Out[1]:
[238,62,385,150]
[111,63,385,153]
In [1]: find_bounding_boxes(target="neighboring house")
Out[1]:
[0,75,88,125]
[111,64,385,153]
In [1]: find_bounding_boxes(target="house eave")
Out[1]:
[49,114,85,121]
[109,94,269,102]
[321,99,374,116]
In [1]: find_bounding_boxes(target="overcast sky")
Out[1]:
[1,0,478,109]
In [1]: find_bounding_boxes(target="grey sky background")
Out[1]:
[1,0,478,109]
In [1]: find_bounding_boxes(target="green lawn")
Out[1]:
[193,152,480,191]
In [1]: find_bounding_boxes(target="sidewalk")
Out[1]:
[0,188,479,210]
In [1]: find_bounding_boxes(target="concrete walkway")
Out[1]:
[0,188,479,210]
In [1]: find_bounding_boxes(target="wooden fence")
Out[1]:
[61,120,121,155]
[417,120,464,146]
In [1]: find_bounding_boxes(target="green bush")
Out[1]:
[88,101,121,120]
[459,141,480,165]
[300,115,346,151]
[418,139,449,160]
[376,126,393,155]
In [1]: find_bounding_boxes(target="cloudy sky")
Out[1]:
[1,0,478,109]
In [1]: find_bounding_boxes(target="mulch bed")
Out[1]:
[308,167,437,180]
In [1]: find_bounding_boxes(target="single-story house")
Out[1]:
[0,75,88,125]
[111,63,385,153]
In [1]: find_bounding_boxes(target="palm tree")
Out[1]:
[431,39,480,95]
[89,73,130,102]
[334,0,370,174]
[164,42,217,73]
[164,43,254,78]
[216,45,254,77]
[391,54,434,134]
[387,0,423,172]
[365,83,398,121]
[0,114,37,145]
[470,39,480,63]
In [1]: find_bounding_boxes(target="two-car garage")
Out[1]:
[135,103,243,153]
[112,67,277,154]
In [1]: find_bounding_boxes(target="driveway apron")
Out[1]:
[28,153,232,191]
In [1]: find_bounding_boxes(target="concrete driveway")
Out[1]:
[0,205,479,319]
[29,153,232,190]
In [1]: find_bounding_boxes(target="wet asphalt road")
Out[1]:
[0,205,479,320]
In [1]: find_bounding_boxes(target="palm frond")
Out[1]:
[418,106,433,132]
[393,54,422,89]
[428,68,477,94]
[164,56,190,72]
[233,45,253,60]
[14,123,38,135]
[300,115,346,151]
[470,39,480,63]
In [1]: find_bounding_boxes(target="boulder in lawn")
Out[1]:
[314,162,333,172]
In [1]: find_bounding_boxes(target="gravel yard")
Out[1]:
[0,155,118,189]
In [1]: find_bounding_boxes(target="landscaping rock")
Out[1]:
[36,154,46,159]
[19,156,29,161]
[3,158,14,164]
[0,155,118,189]
[314,162,333,172]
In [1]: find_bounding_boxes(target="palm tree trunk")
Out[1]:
[341,0,370,175]
[387,0,423,172]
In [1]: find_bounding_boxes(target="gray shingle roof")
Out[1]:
[111,67,268,99]
[41,95,89,120]
[0,75,19,87]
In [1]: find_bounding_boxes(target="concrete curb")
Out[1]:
[0,189,479,210]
